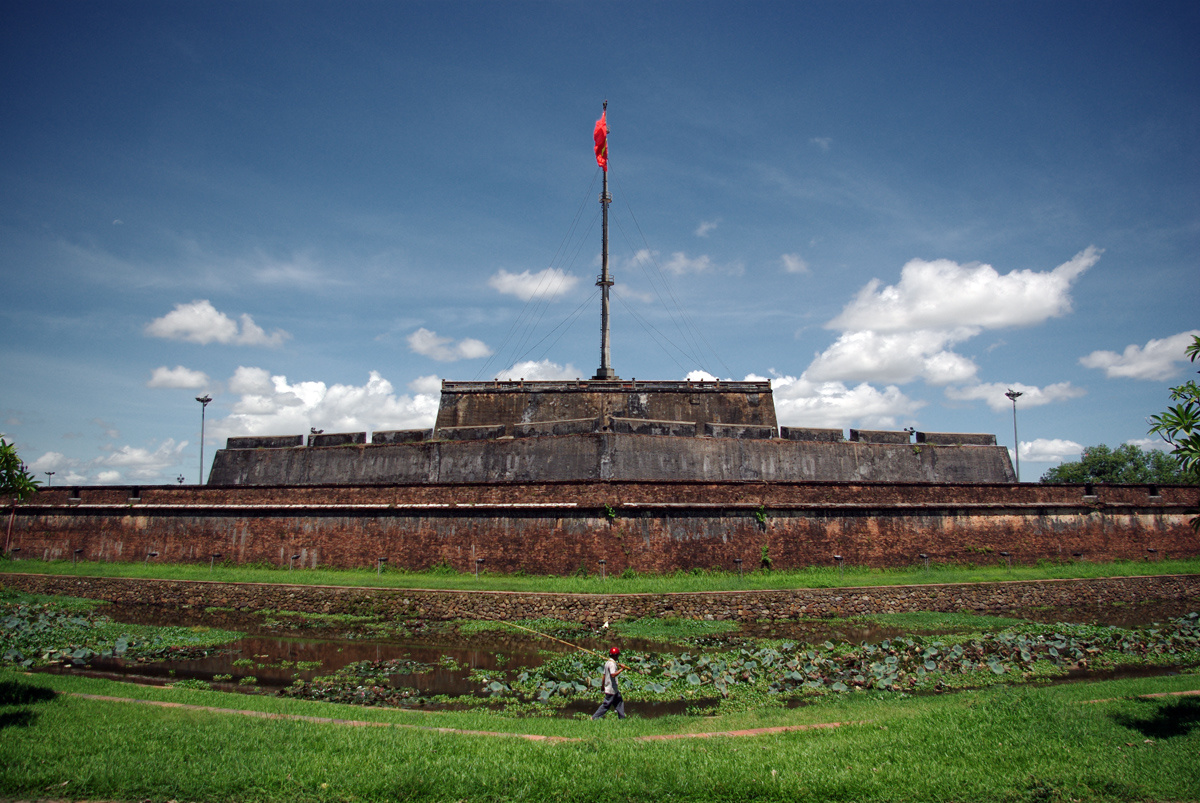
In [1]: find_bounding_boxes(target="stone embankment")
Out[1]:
[3,572,1197,624]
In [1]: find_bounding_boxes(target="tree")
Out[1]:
[1040,442,1195,485]
[1,438,39,502]
[3,438,41,555]
[1148,334,1200,478]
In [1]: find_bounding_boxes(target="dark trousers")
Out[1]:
[592,691,625,719]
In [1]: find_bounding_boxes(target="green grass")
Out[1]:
[3,555,1198,595]
[1,668,1198,802]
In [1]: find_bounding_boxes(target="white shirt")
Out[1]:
[602,658,620,695]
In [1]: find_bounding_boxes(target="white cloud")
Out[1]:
[147,365,211,389]
[944,381,1087,413]
[685,370,719,382]
[806,329,979,386]
[660,252,744,276]
[663,252,714,275]
[1079,329,1200,381]
[1020,438,1083,462]
[1125,437,1172,452]
[95,439,188,480]
[211,370,439,439]
[28,452,70,473]
[488,268,581,301]
[781,253,809,274]
[795,249,1099,396]
[810,137,833,151]
[695,220,719,237]
[495,360,583,381]
[406,328,492,362]
[95,470,123,484]
[229,365,274,395]
[408,374,442,394]
[828,247,1099,333]
[770,374,924,429]
[145,300,290,347]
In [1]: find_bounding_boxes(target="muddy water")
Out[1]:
[45,599,1197,717]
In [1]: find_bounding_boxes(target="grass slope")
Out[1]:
[3,555,1199,594]
[1,669,1198,802]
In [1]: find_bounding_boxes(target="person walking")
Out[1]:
[592,646,625,719]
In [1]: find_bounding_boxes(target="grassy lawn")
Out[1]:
[2,668,1198,802]
[3,554,1198,594]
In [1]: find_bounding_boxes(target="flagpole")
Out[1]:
[594,100,617,380]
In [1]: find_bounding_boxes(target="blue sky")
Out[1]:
[2,0,1197,486]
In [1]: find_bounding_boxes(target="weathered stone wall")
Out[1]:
[2,572,1197,624]
[6,481,1198,574]
[207,432,1018,485]
[434,380,778,433]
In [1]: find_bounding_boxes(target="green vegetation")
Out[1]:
[4,554,1199,594]
[1,667,1198,802]
[0,590,241,668]
[1040,442,1196,484]
[397,614,1200,716]
[0,438,39,503]
[1148,332,1200,480]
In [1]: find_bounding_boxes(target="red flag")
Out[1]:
[593,110,608,172]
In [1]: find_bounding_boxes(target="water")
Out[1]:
[36,599,1196,717]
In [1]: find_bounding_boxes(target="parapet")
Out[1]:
[850,429,911,444]
[435,379,776,436]
[308,432,366,447]
[372,429,431,444]
[780,427,844,442]
[916,432,997,446]
[225,435,304,449]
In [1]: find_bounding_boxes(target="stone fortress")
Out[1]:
[209,379,1015,486]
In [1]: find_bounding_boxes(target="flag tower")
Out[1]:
[592,101,617,380]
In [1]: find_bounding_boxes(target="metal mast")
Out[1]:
[593,101,617,380]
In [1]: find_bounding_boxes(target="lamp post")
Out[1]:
[1005,389,1023,482]
[195,395,212,485]
[44,471,55,486]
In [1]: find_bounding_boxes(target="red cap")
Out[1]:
[609,647,620,657]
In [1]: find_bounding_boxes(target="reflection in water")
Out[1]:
[44,598,1195,717]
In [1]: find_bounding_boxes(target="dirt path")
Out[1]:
[68,692,861,742]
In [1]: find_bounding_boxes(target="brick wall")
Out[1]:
[5,481,1198,573]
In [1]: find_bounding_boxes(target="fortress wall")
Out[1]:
[207,432,1017,485]
[8,482,1198,574]
[434,381,777,433]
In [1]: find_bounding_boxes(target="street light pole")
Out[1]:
[1005,389,1023,482]
[195,395,212,485]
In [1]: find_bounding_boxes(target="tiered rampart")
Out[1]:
[7,481,1197,574]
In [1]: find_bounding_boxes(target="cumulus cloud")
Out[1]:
[806,329,979,386]
[211,369,439,440]
[30,440,188,484]
[495,360,583,381]
[1079,329,1200,381]
[147,365,211,389]
[1020,438,1084,462]
[145,300,290,347]
[800,249,1099,397]
[828,247,1099,333]
[488,268,581,301]
[695,220,719,237]
[408,374,442,394]
[95,439,188,481]
[781,253,810,274]
[770,374,924,429]
[944,381,1086,413]
[407,328,492,362]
